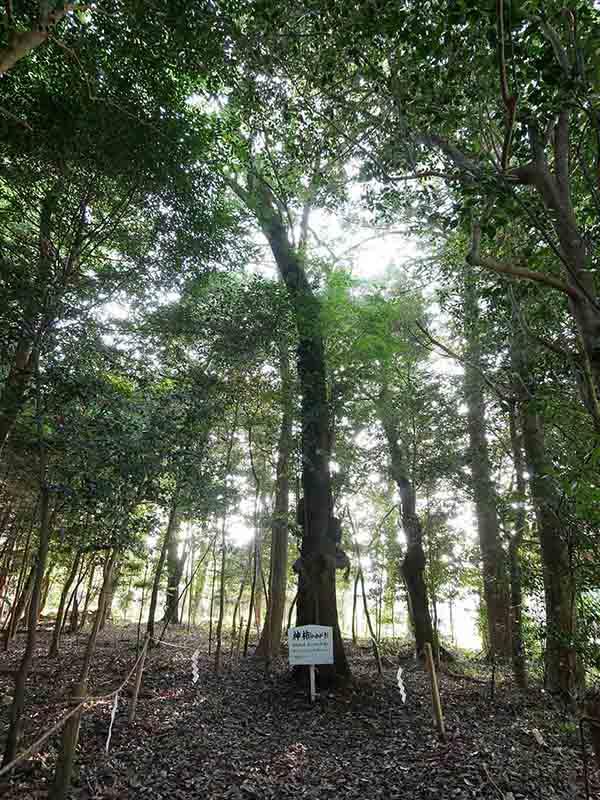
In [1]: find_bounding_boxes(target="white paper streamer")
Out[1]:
[396,666,407,703]
[105,692,119,752]
[191,648,200,685]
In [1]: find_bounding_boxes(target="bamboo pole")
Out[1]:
[424,642,446,742]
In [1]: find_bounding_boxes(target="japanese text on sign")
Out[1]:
[288,625,334,666]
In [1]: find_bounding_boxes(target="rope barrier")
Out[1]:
[0,636,150,779]
[149,636,198,652]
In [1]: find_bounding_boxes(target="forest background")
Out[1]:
[1,0,600,791]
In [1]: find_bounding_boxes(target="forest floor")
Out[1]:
[0,626,597,799]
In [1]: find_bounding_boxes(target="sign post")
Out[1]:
[288,624,334,703]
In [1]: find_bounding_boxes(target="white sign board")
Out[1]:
[288,625,334,666]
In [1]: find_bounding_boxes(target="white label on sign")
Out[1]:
[288,625,334,666]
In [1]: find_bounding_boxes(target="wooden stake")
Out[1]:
[309,664,316,703]
[424,642,446,742]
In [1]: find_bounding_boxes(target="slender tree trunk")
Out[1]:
[243,541,257,657]
[3,482,51,766]
[136,559,149,651]
[192,546,209,624]
[214,515,228,673]
[286,592,297,633]
[99,560,120,630]
[5,562,35,645]
[76,559,96,631]
[463,280,511,656]
[255,368,292,660]
[49,550,82,657]
[51,549,117,800]
[508,404,528,689]
[146,503,178,643]
[377,390,434,657]
[208,543,217,656]
[511,326,577,695]
[351,570,359,644]
[358,566,382,674]
[165,518,186,625]
[186,540,194,631]
[3,520,34,644]
[229,572,247,662]
[38,564,53,620]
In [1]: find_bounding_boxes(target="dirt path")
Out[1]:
[0,629,596,798]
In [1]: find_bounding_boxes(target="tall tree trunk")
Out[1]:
[463,280,511,656]
[192,546,209,624]
[214,409,237,671]
[230,176,348,681]
[507,404,528,689]
[3,519,34,645]
[377,390,434,657]
[78,559,96,631]
[49,550,82,657]
[351,570,359,644]
[208,543,217,656]
[511,325,577,695]
[99,560,120,631]
[255,351,292,661]
[5,562,35,645]
[38,563,53,620]
[243,539,257,657]
[3,482,51,766]
[147,503,179,643]
[214,515,228,673]
[165,518,186,625]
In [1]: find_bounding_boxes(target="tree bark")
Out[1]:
[214,514,228,673]
[255,343,292,661]
[3,482,51,766]
[147,503,179,643]
[5,562,35,645]
[49,550,82,657]
[377,389,434,657]
[232,176,348,682]
[463,280,511,656]
[99,560,120,630]
[165,518,186,625]
[511,325,577,695]
[0,344,35,455]
[51,549,116,800]
[507,404,528,689]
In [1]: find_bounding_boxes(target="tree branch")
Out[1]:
[528,14,571,78]
[410,320,512,403]
[0,5,91,75]
[466,221,581,301]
